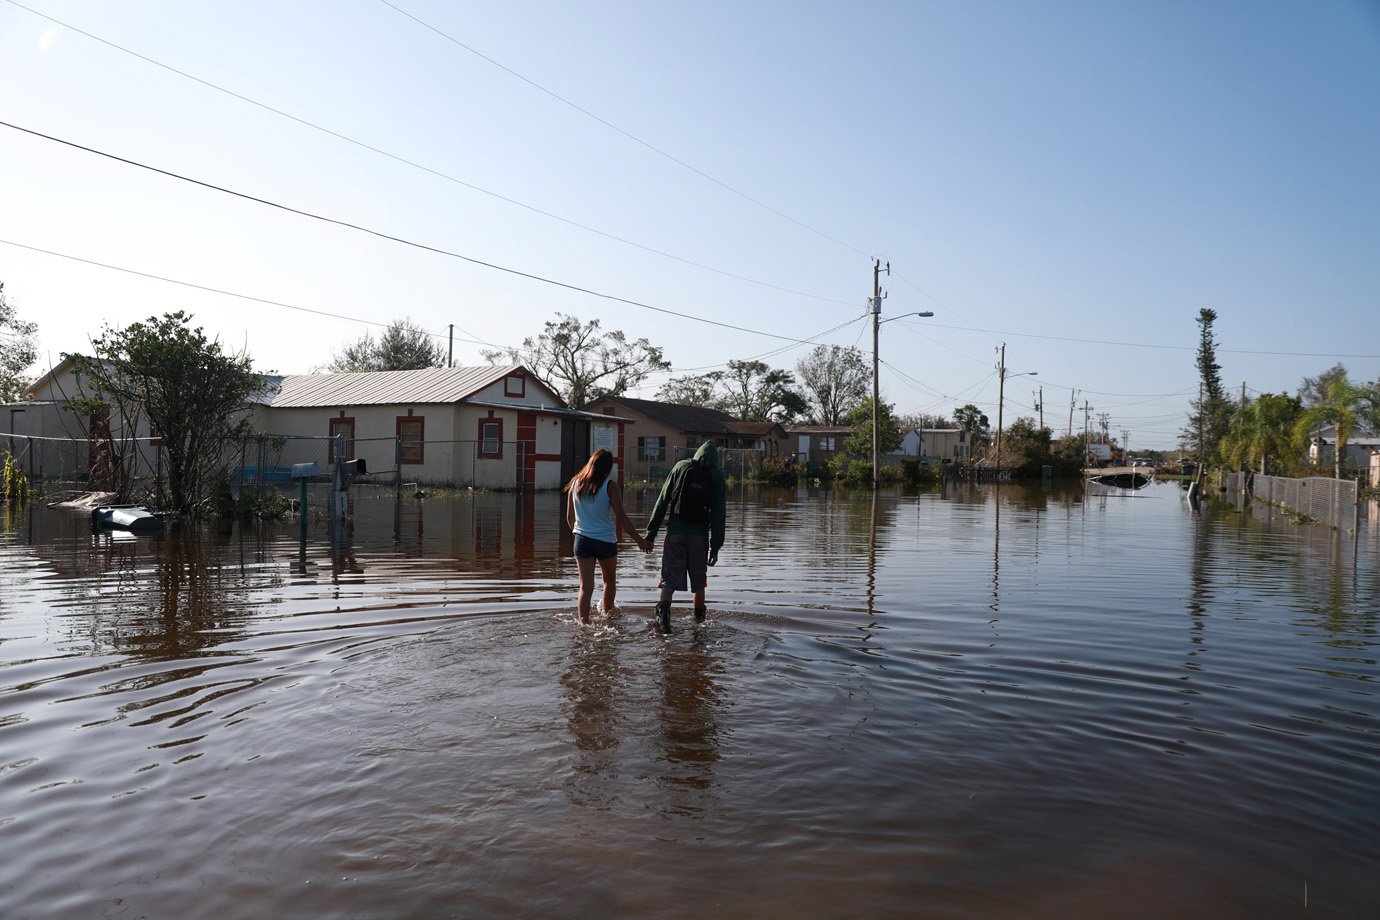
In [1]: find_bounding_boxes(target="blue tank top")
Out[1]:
[573,478,617,543]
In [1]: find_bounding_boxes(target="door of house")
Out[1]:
[561,418,590,484]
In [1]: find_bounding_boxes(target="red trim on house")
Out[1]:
[329,416,355,462]
[477,416,504,459]
[531,452,562,462]
[616,423,626,479]
[516,411,537,488]
[504,373,526,398]
[396,414,425,464]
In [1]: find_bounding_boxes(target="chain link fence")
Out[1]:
[2,431,540,498]
[1222,470,1360,531]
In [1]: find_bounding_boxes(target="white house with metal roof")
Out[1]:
[2,360,630,491]
[259,365,627,490]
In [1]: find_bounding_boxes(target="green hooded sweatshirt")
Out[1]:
[645,441,727,552]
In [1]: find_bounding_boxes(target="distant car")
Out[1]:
[1132,458,1152,467]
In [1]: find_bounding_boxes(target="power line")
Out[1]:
[3,0,859,308]
[924,320,1380,359]
[0,237,496,348]
[0,119,829,346]
[376,0,873,260]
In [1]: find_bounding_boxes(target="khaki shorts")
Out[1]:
[660,532,708,592]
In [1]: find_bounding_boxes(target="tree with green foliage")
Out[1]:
[1293,373,1377,479]
[327,317,445,372]
[1298,364,1349,408]
[658,359,807,422]
[716,360,808,422]
[844,397,902,456]
[0,282,39,403]
[484,313,668,408]
[953,404,990,446]
[66,312,264,514]
[795,344,869,424]
[1183,308,1231,461]
[655,374,719,407]
[993,417,1053,476]
[1220,393,1301,474]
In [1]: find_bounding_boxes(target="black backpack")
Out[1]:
[668,458,714,525]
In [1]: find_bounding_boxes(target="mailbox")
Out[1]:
[339,458,367,476]
[290,462,320,479]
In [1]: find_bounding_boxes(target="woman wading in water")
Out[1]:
[565,449,651,624]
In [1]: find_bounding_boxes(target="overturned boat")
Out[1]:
[90,504,165,534]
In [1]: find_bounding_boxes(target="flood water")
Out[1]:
[2,481,1378,918]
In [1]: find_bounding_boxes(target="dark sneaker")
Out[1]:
[693,607,707,624]
[656,602,672,634]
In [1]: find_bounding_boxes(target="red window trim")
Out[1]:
[397,415,425,464]
[478,417,504,459]
[504,374,525,397]
[329,416,356,462]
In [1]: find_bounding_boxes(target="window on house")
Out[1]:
[479,418,503,458]
[398,416,424,464]
[328,417,355,462]
[819,436,836,452]
[637,436,665,462]
[504,375,525,397]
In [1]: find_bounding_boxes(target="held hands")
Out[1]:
[638,535,653,553]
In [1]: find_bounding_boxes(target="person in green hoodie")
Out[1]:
[644,441,727,633]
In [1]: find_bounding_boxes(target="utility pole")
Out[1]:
[1083,401,1092,467]
[995,343,1007,471]
[1068,389,1077,437]
[1122,428,1130,468]
[1035,386,1044,432]
[448,324,454,368]
[870,258,888,490]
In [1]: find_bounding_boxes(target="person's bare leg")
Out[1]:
[598,556,619,613]
[576,557,596,624]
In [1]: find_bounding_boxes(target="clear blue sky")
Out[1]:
[3,0,1378,449]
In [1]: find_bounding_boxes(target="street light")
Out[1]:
[871,285,935,488]
[994,341,1036,472]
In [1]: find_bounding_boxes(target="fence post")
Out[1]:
[395,435,402,501]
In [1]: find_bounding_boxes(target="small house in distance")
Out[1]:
[259,365,628,489]
[580,395,789,481]
[787,425,853,467]
[897,427,969,462]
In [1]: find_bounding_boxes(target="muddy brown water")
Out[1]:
[2,482,1378,918]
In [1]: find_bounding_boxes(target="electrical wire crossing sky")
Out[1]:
[1,0,1377,449]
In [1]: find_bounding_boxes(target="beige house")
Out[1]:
[898,427,969,462]
[2,356,163,483]
[787,425,853,466]
[0,361,630,491]
[260,365,629,490]
[580,396,789,481]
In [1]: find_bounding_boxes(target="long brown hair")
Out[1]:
[565,449,614,497]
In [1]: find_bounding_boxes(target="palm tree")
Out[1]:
[1293,375,1376,479]
[1222,393,1300,474]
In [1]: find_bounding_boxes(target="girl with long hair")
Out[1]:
[565,449,651,624]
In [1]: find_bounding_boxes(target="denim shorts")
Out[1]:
[573,534,618,560]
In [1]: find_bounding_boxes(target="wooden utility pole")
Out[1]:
[1068,389,1077,437]
[870,260,887,488]
[1035,386,1044,432]
[999,344,1010,474]
[448,324,454,368]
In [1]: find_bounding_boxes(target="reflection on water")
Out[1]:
[2,482,1379,917]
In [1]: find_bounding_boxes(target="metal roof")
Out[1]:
[267,365,539,408]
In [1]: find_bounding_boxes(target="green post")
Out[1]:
[299,477,308,543]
